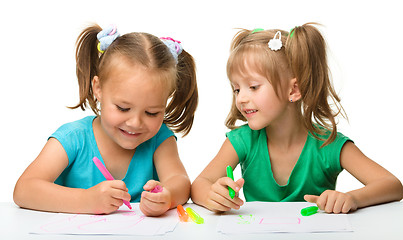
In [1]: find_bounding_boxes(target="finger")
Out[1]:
[141,197,164,211]
[207,198,231,212]
[209,188,243,210]
[103,205,119,214]
[143,180,160,191]
[110,188,131,202]
[207,191,234,212]
[341,201,352,214]
[333,197,345,214]
[315,193,328,211]
[141,190,168,203]
[212,181,243,207]
[234,178,245,197]
[304,194,319,203]
[140,197,167,216]
[341,195,355,213]
[139,200,153,216]
[110,197,124,208]
[324,192,337,213]
[218,177,243,202]
[109,180,128,190]
[225,178,242,193]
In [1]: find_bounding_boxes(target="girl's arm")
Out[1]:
[139,136,190,216]
[305,141,403,213]
[341,141,403,207]
[13,138,130,214]
[191,138,244,212]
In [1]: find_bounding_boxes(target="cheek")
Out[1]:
[146,116,164,134]
[257,87,284,109]
[100,105,121,126]
[255,94,272,109]
[235,98,241,110]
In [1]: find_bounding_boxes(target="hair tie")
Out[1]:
[160,37,183,63]
[268,31,282,51]
[251,28,264,34]
[289,26,298,38]
[97,25,120,53]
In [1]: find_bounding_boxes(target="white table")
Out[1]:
[1,201,402,239]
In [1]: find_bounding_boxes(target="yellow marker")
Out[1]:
[185,207,204,224]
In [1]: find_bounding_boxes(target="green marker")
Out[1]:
[226,165,235,199]
[301,206,319,216]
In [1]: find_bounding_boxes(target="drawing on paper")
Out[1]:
[237,215,300,225]
[39,210,146,233]
[237,214,255,224]
[217,202,353,234]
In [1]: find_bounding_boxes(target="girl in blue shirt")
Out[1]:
[14,24,198,216]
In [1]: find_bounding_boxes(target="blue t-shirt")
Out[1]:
[51,116,175,202]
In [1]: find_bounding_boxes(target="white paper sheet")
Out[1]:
[31,203,178,235]
[216,202,353,234]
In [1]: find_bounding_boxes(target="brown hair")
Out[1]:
[70,24,198,136]
[226,23,345,146]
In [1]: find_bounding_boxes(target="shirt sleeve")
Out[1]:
[155,124,176,149]
[226,127,248,163]
[326,132,353,173]
[49,123,80,168]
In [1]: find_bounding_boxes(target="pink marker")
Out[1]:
[92,157,132,210]
[150,185,163,193]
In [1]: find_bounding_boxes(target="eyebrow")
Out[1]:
[117,100,165,109]
[147,105,166,110]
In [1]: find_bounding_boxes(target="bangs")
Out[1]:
[100,54,176,98]
[155,68,177,97]
[227,45,269,82]
[226,41,293,99]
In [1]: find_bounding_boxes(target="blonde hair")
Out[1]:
[70,24,198,136]
[226,23,345,146]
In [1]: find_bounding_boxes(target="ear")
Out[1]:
[92,76,102,101]
[288,78,301,102]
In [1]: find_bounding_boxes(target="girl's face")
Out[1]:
[231,66,288,131]
[93,60,169,150]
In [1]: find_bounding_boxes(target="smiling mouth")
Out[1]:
[245,109,257,114]
[121,129,140,136]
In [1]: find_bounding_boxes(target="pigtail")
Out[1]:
[69,24,102,115]
[229,29,252,51]
[164,50,198,136]
[286,23,344,146]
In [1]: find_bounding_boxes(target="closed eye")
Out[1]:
[116,105,130,112]
[146,111,159,116]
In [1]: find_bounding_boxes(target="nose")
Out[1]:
[126,114,143,129]
[236,89,249,105]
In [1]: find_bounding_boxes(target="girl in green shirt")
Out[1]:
[191,23,403,214]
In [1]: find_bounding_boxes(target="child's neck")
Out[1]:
[92,117,135,157]
[265,109,307,150]
[92,117,135,179]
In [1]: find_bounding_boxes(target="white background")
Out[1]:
[1,0,402,202]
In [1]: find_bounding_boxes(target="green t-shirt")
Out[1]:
[226,125,351,202]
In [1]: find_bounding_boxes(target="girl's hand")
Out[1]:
[304,190,358,214]
[139,180,171,216]
[85,180,131,214]
[204,177,244,212]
